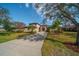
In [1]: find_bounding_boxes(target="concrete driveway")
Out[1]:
[0,32,47,56]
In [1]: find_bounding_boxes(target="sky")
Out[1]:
[0,3,52,26]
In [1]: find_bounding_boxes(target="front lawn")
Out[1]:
[47,32,77,43]
[42,32,79,56]
[0,32,30,43]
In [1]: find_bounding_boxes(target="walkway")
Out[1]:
[0,32,47,56]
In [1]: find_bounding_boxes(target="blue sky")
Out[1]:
[0,3,52,26]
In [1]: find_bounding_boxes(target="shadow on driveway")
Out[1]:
[17,32,47,41]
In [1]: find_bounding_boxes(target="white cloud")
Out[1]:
[25,3,29,8]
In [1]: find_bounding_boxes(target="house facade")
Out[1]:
[62,23,77,31]
[28,23,47,33]
[12,22,47,33]
[12,22,26,32]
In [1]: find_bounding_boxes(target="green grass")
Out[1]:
[63,32,77,38]
[48,32,76,43]
[0,32,30,43]
[42,32,79,56]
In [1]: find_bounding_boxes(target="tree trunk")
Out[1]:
[76,26,79,47]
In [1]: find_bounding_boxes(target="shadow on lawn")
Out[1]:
[46,38,79,53]
[63,42,79,53]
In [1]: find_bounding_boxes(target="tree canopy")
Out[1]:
[33,3,79,46]
[33,3,79,26]
[52,19,62,29]
[0,7,12,31]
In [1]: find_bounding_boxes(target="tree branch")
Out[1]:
[57,4,78,26]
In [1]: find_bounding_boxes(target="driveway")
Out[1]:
[0,32,47,56]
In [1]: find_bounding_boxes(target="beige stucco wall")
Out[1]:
[34,24,40,32]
